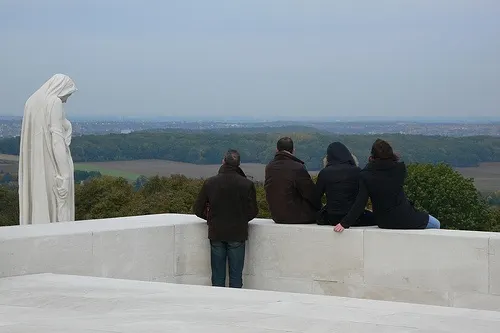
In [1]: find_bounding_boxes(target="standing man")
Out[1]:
[265,137,321,224]
[194,149,258,288]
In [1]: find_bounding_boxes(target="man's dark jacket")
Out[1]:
[194,164,258,241]
[264,152,321,224]
[342,160,428,229]
[316,142,361,219]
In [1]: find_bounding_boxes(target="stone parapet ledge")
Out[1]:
[0,214,499,312]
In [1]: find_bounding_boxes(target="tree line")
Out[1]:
[1,128,500,169]
[1,163,499,232]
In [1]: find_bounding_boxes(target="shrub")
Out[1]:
[255,182,271,219]
[484,207,500,232]
[133,175,204,215]
[405,163,490,230]
[75,176,135,220]
[1,164,497,232]
[0,185,19,226]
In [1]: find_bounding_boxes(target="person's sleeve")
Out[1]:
[194,182,209,220]
[402,162,407,179]
[296,166,322,210]
[315,171,326,203]
[49,99,71,179]
[341,179,369,228]
[247,183,258,221]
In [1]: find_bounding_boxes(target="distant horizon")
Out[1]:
[2,114,500,124]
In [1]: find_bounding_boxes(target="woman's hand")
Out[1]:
[334,223,345,233]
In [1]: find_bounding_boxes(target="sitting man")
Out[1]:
[264,137,321,224]
[194,149,258,288]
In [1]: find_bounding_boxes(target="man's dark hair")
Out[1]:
[223,149,241,167]
[277,137,294,154]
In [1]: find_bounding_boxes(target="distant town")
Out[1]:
[1,116,500,138]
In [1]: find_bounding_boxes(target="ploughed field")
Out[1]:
[0,154,19,174]
[456,163,500,193]
[71,161,500,192]
[67,160,500,192]
[1,154,500,192]
[74,160,283,182]
[70,160,500,192]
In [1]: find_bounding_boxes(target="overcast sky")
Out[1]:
[1,0,499,119]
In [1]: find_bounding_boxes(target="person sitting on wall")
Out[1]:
[264,137,321,224]
[194,149,258,288]
[334,139,441,232]
[316,142,376,227]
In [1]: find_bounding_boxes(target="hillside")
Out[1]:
[2,128,500,170]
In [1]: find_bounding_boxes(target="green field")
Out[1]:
[74,163,141,181]
[0,154,19,162]
[0,155,142,181]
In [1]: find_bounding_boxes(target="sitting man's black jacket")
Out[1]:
[194,164,258,242]
[264,151,321,224]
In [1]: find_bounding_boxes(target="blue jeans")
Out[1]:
[426,215,441,229]
[210,240,246,288]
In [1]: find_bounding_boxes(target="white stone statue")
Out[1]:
[19,74,77,224]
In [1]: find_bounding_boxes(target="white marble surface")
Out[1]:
[1,213,499,311]
[363,228,490,293]
[490,234,500,296]
[1,274,500,333]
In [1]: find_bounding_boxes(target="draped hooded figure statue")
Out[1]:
[19,74,77,224]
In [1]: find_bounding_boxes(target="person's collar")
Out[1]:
[274,151,304,164]
[218,164,247,177]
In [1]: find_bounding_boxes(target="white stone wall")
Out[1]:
[0,214,499,312]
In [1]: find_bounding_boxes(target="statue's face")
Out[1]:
[60,94,72,103]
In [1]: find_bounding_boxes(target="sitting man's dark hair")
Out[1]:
[224,149,241,167]
[277,137,294,154]
[370,139,399,161]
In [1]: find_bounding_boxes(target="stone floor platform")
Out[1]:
[1,274,500,332]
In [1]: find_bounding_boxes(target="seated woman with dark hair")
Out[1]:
[334,139,441,232]
[316,142,375,227]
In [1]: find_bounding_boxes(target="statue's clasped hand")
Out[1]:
[55,175,70,199]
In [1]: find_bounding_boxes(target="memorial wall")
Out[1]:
[0,213,499,312]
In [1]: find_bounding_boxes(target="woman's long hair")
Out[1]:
[370,139,399,162]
